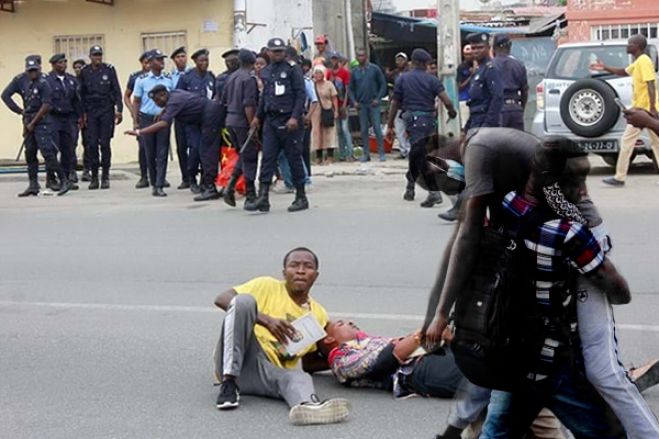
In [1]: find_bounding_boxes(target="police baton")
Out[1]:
[15,138,27,162]
[239,127,258,154]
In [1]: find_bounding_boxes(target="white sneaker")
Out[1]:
[289,397,351,426]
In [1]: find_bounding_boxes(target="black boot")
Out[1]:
[135,175,149,189]
[100,169,110,189]
[287,185,309,212]
[223,175,239,207]
[69,170,78,183]
[81,168,91,182]
[403,182,415,201]
[189,176,201,194]
[46,171,60,191]
[244,181,257,206]
[88,170,99,190]
[438,193,463,223]
[177,179,190,190]
[152,187,167,197]
[420,191,443,208]
[244,183,270,212]
[57,177,72,196]
[194,186,221,202]
[434,425,463,439]
[18,180,40,197]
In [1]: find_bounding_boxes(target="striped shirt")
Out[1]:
[502,191,604,380]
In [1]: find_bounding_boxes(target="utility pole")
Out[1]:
[233,0,247,49]
[437,0,461,137]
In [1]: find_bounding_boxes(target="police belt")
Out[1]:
[50,110,76,118]
[504,98,521,106]
[405,110,436,118]
[265,110,292,117]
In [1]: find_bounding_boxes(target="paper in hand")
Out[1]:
[285,313,327,356]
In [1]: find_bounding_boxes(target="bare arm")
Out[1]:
[586,259,631,305]
[125,120,169,136]
[392,330,422,362]
[302,351,330,373]
[386,99,400,130]
[648,80,657,115]
[439,91,457,118]
[132,97,141,128]
[124,89,135,120]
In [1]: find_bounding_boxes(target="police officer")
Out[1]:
[1,56,71,197]
[79,45,123,190]
[386,48,457,207]
[177,48,216,193]
[72,58,88,182]
[46,53,81,191]
[221,49,259,208]
[123,86,225,199]
[247,37,308,213]
[492,34,528,131]
[464,33,503,131]
[124,51,150,188]
[213,49,240,100]
[169,46,190,190]
[131,50,173,197]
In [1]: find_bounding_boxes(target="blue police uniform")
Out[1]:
[79,61,122,178]
[170,68,187,89]
[393,66,444,187]
[1,68,67,188]
[169,67,189,186]
[176,68,216,186]
[133,67,173,190]
[126,70,149,180]
[46,70,81,178]
[465,57,503,130]
[493,54,527,131]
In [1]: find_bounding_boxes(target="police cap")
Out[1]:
[89,45,103,56]
[411,48,432,63]
[222,48,240,59]
[465,32,490,45]
[267,37,286,51]
[493,33,511,47]
[148,84,169,99]
[49,53,67,64]
[147,49,167,61]
[25,55,41,71]
[191,48,209,60]
[238,49,256,65]
[170,46,186,59]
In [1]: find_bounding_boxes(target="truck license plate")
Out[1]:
[578,140,618,152]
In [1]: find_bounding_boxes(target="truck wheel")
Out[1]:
[560,79,620,138]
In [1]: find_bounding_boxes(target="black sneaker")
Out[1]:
[403,187,415,201]
[216,380,240,410]
[420,192,443,208]
[288,395,350,426]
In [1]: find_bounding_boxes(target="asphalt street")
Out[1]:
[1,161,658,439]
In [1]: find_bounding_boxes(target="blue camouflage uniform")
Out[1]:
[492,35,528,131]
[79,46,123,177]
[1,57,66,185]
[46,59,81,179]
[133,51,173,190]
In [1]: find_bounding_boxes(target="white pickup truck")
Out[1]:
[532,40,659,169]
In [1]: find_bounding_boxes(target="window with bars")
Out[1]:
[54,34,105,62]
[141,31,187,70]
[593,23,659,41]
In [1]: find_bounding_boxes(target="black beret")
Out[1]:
[238,49,256,64]
[411,48,432,63]
[466,33,490,45]
[147,49,166,61]
[222,48,240,58]
[89,45,103,56]
[191,48,209,60]
[148,84,169,99]
[267,37,286,51]
[49,53,66,64]
[170,46,186,59]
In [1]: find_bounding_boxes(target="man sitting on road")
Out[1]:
[319,320,463,399]
[212,247,351,426]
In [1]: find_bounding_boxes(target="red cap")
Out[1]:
[314,35,327,44]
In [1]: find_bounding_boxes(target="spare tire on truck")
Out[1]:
[560,79,620,138]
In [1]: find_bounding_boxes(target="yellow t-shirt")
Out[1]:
[625,54,659,110]
[234,276,329,369]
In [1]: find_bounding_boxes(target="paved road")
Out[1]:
[1,163,658,439]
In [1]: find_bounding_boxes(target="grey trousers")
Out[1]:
[213,294,316,407]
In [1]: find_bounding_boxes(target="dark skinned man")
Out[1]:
[463,33,503,131]
[492,34,528,131]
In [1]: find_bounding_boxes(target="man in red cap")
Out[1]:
[313,35,329,66]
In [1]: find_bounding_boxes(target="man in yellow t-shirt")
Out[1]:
[592,34,659,186]
[212,247,350,426]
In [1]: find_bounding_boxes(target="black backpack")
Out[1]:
[451,219,546,392]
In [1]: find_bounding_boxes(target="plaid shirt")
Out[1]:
[502,192,605,381]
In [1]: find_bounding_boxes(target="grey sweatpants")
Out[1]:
[213,294,316,408]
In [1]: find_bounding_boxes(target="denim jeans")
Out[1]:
[337,116,353,160]
[481,368,625,439]
[358,104,384,161]
[278,150,310,189]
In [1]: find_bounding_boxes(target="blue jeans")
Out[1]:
[337,116,353,160]
[481,368,625,439]
[278,150,310,189]
[358,104,384,161]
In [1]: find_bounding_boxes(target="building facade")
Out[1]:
[0,0,233,163]
[567,0,659,42]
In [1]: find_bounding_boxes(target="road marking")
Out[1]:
[2,300,659,333]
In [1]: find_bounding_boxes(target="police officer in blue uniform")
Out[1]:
[177,48,216,193]
[72,58,88,182]
[124,51,150,189]
[170,46,188,89]
[46,53,81,191]
[1,56,71,197]
[221,49,259,208]
[213,49,240,101]
[387,48,457,207]
[79,45,123,190]
[247,37,308,213]
[464,33,503,131]
[492,34,528,131]
[169,46,190,190]
[131,49,173,197]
